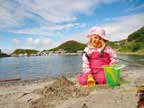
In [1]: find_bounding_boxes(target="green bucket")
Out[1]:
[103,65,120,87]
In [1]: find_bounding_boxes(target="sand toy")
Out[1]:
[103,64,121,87]
[87,74,96,88]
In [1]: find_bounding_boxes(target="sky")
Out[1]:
[0,0,144,53]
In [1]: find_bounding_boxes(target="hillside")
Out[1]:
[11,49,39,55]
[108,26,144,53]
[48,40,86,52]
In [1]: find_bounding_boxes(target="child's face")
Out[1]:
[89,35,104,48]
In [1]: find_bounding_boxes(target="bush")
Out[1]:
[131,43,140,52]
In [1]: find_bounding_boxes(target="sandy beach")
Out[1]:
[0,66,144,108]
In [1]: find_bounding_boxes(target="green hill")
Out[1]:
[108,26,144,53]
[11,49,39,55]
[48,40,86,52]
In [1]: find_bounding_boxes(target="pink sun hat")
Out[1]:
[87,27,108,41]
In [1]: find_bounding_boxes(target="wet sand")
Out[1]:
[0,67,144,108]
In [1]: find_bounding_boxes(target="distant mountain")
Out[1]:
[108,26,144,53]
[11,49,39,55]
[48,40,86,52]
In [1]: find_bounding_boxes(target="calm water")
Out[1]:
[0,55,144,80]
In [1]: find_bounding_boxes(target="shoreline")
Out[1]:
[0,75,77,88]
[117,52,144,55]
[1,51,144,58]
[0,77,56,88]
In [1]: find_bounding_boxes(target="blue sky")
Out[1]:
[0,0,144,53]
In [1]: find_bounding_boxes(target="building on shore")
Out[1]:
[76,51,83,55]
[54,49,66,54]
[36,51,48,56]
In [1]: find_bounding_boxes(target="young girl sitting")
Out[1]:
[77,27,118,85]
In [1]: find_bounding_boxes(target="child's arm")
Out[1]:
[106,46,118,64]
[82,47,91,73]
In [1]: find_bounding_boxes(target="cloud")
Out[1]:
[0,0,118,30]
[12,38,20,45]
[68,13,144,42]
[11,37,55,50]
[0,0,34,29]
[66,33,87,44]
[11,23,86,36]
[0,6,19,29]
[102,13,144,41]
[126,4,144,12]
[18,0,119,23]
[16,0,96,23]
[26,37,55,50]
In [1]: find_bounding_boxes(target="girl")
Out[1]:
[77,27,118,85]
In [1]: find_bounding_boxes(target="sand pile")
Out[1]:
[30,76,91,108]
